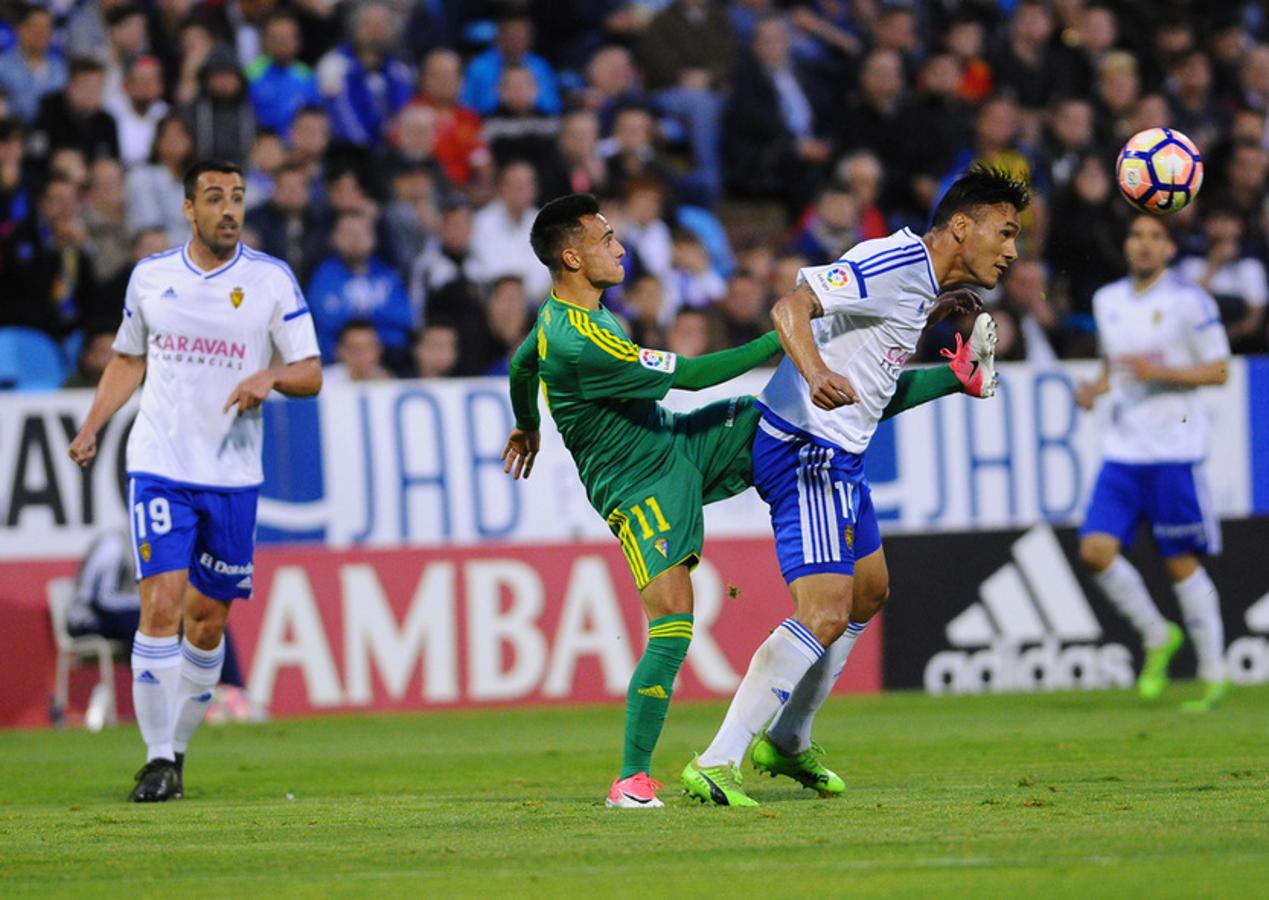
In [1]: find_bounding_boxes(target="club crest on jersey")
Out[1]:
[639,348,677,373]
[819,265,851,291]
[139,541,152,562]
[230,286,245,309]
[1152,309,1162,325]
[654,537,669,557]
[844,525,854,550]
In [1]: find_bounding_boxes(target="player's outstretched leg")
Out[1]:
[942,312,999,398]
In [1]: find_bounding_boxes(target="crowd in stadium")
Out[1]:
[0,0,1267,390]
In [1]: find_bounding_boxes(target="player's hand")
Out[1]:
[1074,381,1100,410]
[927,287,984,325]
[224,370,277,414]
[502,428,541,480]
[808,367,858,409]
[68,428,97,467]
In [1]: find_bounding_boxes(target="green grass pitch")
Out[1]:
[2,685,1267,898]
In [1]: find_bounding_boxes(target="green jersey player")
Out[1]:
[503,194,994,808]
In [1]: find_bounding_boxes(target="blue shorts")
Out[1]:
[1079,461,1220,558]
[128,474,259,601]
[752,409,882,583]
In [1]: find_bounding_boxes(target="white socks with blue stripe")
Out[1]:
[1093,556,1171,649]
[1174,567,1226,683]
[173,637,225,754]
[132,633,181,762]
[698,618,824,768]
[767,620,868,755]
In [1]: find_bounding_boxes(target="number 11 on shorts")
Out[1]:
[630,496,671,539]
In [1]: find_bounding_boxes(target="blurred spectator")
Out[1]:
[998,258,1064,363]
[409,200,480,325]
[1094,50,1142,146]
[580,44,644,135]
[245,161,322,281]
[898,52,974,216]
[382,104,450,188]
[663,228,725,322]
[246,10,319,139]
[1046,153,1125,326]
[1167,48,1227,153]
[469,160,550,299]
[30,58,120,167]
[0,118,34,236]
[1236,44,1269,115]
[642,0,735,202]
[1039,96,1100,196]
[541,109,607,199]
[1212,142,1269,247]
[480,275,530,375]
[381,163,443,270]
[173,17,219,108]
[323,318,392,385]
[710,268,769,349]
[244,129,287,209]
[224,0,275,73]
[315,0,412,147]
[623,273,667,348]
[788,184,859,266]
[871,4,921,72]
[413,321,459,378]
[1063,4,1119,98]
[946,16,993,104]
[0,174,105,338]
[665,305,712,357]
[184,47,256,165]
[618,177,673,282]
[1204,107,1265,193]
[723,14,832,214]
[288,104,331,196]
[63,327,118,389]
[834,151,889,240]
[412,49,491,191]
[602,104,674,201]
[1178,205,1268,354]
[308,210,414,367]
[483,64,561,182]
[125,113,194,248]
[988,0,1082,132]
[837,50,908,212]
[49,147,90,192]
[460,11,563,116]
[107,56,169,169]
[771,249,809,296]
[0,5,65,124]
[96,227,168,324]
[83,157,131,284]
[99,3,151,105]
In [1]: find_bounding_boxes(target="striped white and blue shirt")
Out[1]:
[760,228,939,454]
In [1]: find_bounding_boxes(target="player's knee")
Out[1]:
[802,604,850,646]
[1079,537,1115,572]
[139,594,182,633]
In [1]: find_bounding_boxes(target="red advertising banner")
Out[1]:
[0,538,881,727]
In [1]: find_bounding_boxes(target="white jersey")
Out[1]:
[760,228,939,453]
[113,243,320,488]
[1092,269,1229,464]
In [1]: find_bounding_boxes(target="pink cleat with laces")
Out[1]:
[606,772,665,808]
[943,312,999,399]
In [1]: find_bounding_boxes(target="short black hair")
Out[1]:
[337,318,378,342]
[530,193,600,272]
[183,160,244,199]
[930,164,1031,228]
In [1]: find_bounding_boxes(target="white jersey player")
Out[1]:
[683,167,1030,806]
[1076,214,1232,712]
[69,160,321,802]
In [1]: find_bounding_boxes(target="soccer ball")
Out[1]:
[1115,128,1204,215]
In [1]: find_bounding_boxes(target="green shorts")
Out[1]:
[605,396,761,591]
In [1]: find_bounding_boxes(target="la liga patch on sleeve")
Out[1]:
[639,348,677,373]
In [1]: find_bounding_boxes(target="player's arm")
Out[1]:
[771,281,858,409]
[224,356,321,414]
[1122,357,1228,387]
[503,326,541,481]
[880,289,993,419]
[1123,290,1231,388]
[231,270,324,414]
[1075,360,1111,410]
[69,353,146,467]
[670,330,782,390]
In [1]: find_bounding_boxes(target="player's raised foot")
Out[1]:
[681,757,758,807]
[1138,622,1184,700]
[129,758,183,802]
[943,312,998,398]
[605,772,664,808]
[750,735,845,798]
[1180,679,1232,713]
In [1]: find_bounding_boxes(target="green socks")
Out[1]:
[620,614,693,778]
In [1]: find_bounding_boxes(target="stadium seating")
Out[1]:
[0,328,66,390]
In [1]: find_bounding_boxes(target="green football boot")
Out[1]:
[1180,679,1232,713]
[681,757,758,807]
[1138,622,1184,700]
[751,734,845,797]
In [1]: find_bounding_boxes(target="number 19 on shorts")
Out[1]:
[134,497,173,538]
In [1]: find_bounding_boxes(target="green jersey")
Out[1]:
[513,294,683,518]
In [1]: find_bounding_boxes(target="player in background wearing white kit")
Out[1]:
[1076,214,1231,713]
[68,160,322,801]
[682,166,1029,806]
